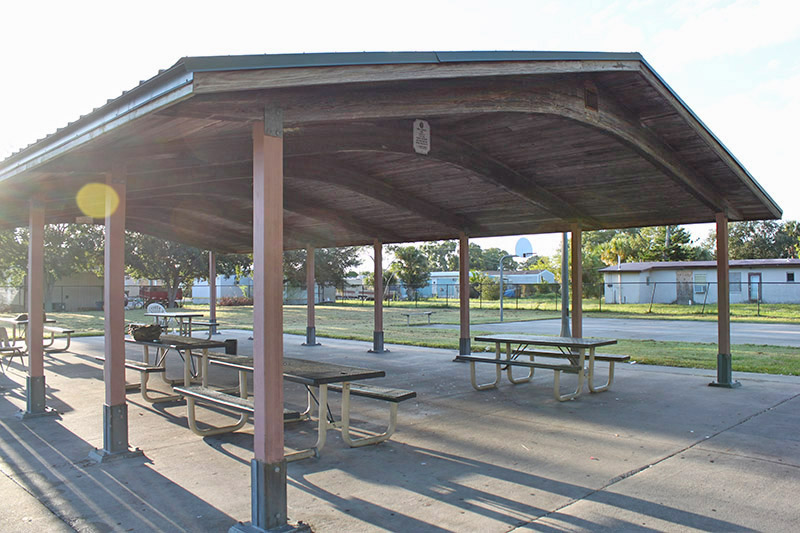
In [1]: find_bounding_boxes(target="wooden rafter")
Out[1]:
[284,156,480,233]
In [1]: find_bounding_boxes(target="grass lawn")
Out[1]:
[6,301,800,376]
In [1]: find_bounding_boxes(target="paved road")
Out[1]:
[428,317,800,346]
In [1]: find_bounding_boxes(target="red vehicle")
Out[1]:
[139,286,182,307]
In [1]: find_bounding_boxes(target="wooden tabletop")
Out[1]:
[208,354,385,386]
[125,334,226,350]
[474,334,617,349]
[144,312,204,318]
[0,317,56,324]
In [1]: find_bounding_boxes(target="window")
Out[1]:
[694,273,707,294]
[730,272,741,293]
[788,272,795,283]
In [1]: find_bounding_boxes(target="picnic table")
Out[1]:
[458,334,626,401]
[0,316,56,342]
[144,311,204,336]
[123,334,226,402]
[178,354,415,460]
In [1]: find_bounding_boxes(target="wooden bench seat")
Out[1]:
[93,354,180,403]
[455,354,579,373]
[43,325,75,353]
[172,384,303,438]
[326,382,416,447]
[192,321,219,339]
[512,349,630,363]
[401,311,434,326]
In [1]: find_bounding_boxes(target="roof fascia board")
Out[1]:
[179,50,645,73]
[635,59,782,220]
[0,69,194,183]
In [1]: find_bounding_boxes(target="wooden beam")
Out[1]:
[283,193,402,242]
[284,156,480,233]
[285,124,599,227]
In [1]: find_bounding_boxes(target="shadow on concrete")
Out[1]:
[0,383,236,532]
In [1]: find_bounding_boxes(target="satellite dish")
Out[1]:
[515,237,533,258]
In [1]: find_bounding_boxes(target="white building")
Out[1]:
[600,259,800,304]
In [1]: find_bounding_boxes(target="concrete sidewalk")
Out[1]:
[1,332,798,532]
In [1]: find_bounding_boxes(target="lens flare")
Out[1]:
[76,183,119,218]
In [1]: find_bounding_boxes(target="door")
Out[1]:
[676,271,693,304]
[748,273,762,301]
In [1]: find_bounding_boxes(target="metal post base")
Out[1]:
[230,521,310,533]
[453,337,471,361]
[301,327,320,346]
[368,331,388,353]
[709,353,741,388]
[17,376,58,419]
[231,458,294,532]
[88,403,142,462]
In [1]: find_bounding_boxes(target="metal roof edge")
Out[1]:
[0,65,194,178]
[175,50,645,74]
[636,57,783,220]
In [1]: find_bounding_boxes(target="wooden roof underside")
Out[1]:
[0,59,781,253]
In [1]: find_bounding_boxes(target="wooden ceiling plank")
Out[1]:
[284,156,481,233]
[285,123,602,227]
[283,192,401,242]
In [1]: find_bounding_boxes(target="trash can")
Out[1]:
[224,339,237,355]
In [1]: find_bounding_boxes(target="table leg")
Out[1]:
[286,384,329,462]
[506,341,533,384]
[339,381,400,447]
[469,343,502,390]
[587,347,614,392]
[553,348,586,401]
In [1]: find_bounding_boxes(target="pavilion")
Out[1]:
[0,51,781,531]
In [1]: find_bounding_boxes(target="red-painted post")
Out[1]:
[710,212,739,388]
[303,246,320,345]
[370,240,386,353]
[90,165,139,460]
[209,251,217,335]
[246,112,288,531]
[459,233,471,356]
[20,196,53,418]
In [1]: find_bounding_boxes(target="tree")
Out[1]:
[283,247,362,290]
[0,224,105,289]
[705,220,800,260]
[467,244,512,271]
[420,240,458,271]
[389,246,430,299]
[126,233,251,307]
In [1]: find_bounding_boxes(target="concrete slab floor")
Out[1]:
[0,331,797,532]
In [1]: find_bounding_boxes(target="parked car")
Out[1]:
[138,286,182,307]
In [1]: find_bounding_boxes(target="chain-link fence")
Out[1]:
[337,279,800,318]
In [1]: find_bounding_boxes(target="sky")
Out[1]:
[1,0,798,265]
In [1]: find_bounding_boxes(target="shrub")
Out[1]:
[218,296,254,306]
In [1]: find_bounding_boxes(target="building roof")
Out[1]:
[600,259,800,273]
[0,51,781,253]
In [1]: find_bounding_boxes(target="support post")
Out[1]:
[18,196,55,419]
[458,233,471,356]
[209,251,217,335]
[303,246,320,346]
[90,165,140,460]
[571,225,582,339]
[242,112,289,532]
[710,212,739,388]
[369,241,387,353]
[560,232,571,337]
